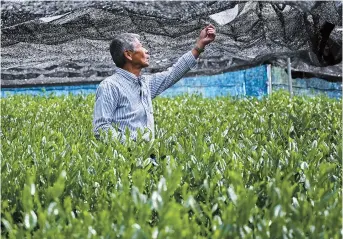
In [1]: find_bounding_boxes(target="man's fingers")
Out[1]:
[203,24,215,32]
[206,24,215,29]
[207,29,216,36]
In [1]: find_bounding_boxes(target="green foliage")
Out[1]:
[1,91,342,238]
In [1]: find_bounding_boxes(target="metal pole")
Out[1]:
[287,58,293,98]
[267,64,272,96]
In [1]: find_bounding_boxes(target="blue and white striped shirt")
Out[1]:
[93,51,197,142]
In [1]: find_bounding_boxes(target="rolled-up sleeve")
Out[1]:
[93,81,124,141]
[148,51,197,99]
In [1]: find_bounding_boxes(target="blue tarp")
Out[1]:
[2,65,341,99]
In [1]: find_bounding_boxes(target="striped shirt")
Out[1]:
[93,51,197,142]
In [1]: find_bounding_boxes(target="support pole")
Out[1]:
[287,58,293,98]
[267,64,272,96]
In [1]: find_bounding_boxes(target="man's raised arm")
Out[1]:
[148,24,216,99]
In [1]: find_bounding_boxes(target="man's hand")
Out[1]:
[197,24,216,49]
[192,24,216,58]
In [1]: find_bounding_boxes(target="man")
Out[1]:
[93,24,216,143]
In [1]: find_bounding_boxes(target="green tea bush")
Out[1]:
[1,91,342,238]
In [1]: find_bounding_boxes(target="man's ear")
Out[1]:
[124,50,133,61]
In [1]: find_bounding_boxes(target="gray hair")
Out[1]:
[109,33,140,68]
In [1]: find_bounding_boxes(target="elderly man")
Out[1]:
[93,25,216,143]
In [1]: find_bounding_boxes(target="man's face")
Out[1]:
[130,39,150,68]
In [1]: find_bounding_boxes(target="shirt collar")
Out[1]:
[114,67,143,84]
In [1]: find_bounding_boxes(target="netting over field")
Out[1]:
[1,1,342,86]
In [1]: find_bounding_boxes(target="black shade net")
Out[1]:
[1,1,342,86]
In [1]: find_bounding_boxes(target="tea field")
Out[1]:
[1,91,342,238]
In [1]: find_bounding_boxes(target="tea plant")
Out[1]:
[1,91,341,238]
